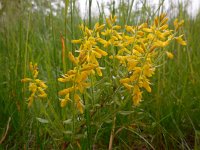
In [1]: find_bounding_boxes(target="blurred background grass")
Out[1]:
[0,0,200,149]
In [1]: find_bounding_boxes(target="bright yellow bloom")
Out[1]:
[60,93,70,107]
[22,62,48,107]
[175,35,187,45]
[166,51,174,59]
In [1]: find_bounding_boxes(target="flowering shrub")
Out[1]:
[57,13,186,109]
[22,14,186,109]
[21,13,186,148]
[21,62,47,107]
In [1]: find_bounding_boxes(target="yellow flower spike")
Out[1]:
[37,87,47,98]
[95,47,108,56]
[137,31,144,36]
[166,51,174,59]
[28,96,34,107]
[58,88,70,96]
[113,25,121,30]
[35,79,47,89]
[160,17,168,26]
[134,45,144,53]
[143,27,153,33]
[81,64,97,72]
[174,19,184,30]
[22,62,48,107]
[125,25,133,32]
[29,83,37,93]
[96,67,102,76]
[93,51,102,58]
[29,62,33,71]
[58,76,71,83]
[77,101,84,114]
[138,23,148,29]
[67,70,77,75]
[160,13,167,21]
[80,72,89,81]
[74,94,84,113]
[60,94,70,108]
[74,93,81,103]
[68,52,78,65]
[110,15,117,23]
[71,39,82,44]
[159,24,168,30]
[106,18,112,28]
[154,40,169,47]
[85,28,92,36]
[123,83,133,90]
[38,92,47,98]
[143,65,155,77]
[142,80,151,93]
[133,86,142,106]
[178,20,184,28]
[94,22,99,30]
[120,78,131,84]
[154,17,159,27]
[175,35,187,45]
[101,29,112,36]
[111,36,118,41]
[33,69,38,79]
[96,24,105,31]
[162,30,172,37]
[147,33,155,40]
[21,78,32,82]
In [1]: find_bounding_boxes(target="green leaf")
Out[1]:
[118,111,134,116]
[63,131,73,135]
[104,119,112,124]
[63,119,72,124]
[36,117,49,124]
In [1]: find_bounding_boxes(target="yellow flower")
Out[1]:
[22,62,48,107]
[71,39,82,44]
[60,93,70,107]
[166,51,174,59]
[68,52,78,65]
[133,86,142,106]
[174,19,184,30]
[74,94,84,113]
[21,78,32,82]
[175,35,187,45]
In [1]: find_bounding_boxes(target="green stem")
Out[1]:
[89,0,92,29]
[109,107,116,150]
[84,96,91,150]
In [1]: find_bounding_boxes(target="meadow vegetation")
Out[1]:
[0,0,200,149]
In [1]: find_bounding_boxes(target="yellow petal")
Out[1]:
[60,98,68,107]
[96,67,102,76]
[21,78,32,82]
[166,51,174,59]
[77,101,84,114]
[71,39,82,44]
[175,35,187,45]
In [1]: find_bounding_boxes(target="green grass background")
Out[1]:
[0,0,200,149]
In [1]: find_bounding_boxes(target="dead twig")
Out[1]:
[0,117,11,144]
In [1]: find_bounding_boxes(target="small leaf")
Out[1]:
[118,111,134,116]
[94,104,101,107]
[63,119,72,124]
[36,117,49,124]
[104,119,112,124]
[63,131,73,135]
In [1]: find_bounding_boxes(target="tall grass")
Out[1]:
[0,0,200,149]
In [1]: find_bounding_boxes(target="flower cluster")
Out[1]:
[58,13,186,110]
[58,23,108,113]
[110,13,186,105]
[21,62,47,107]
